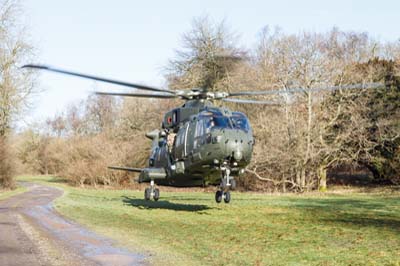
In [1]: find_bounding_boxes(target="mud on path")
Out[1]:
[0,183,146,266]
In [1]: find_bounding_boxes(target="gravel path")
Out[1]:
[0,183,147,266]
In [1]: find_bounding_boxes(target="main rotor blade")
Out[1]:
[228,82,385,96]
[108,166,142,172]
[22,64,176,94]
[222,98,280,105]
[95,91,178,99]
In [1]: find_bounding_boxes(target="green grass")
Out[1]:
[17,175,400,266]
[0,186,27,201]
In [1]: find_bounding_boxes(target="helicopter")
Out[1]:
[22,64,384,203]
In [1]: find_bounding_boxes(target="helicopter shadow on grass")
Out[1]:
[121,196,213,212]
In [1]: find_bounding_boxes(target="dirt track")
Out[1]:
[0,183,146,266]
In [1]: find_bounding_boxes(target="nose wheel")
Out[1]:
[215,190,231,203]
[144,180,160,201]
[215,167,235,204]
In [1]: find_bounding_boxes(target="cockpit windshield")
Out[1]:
[199,110,250,131]
[212,116,232,128]
[231,112,250,132]
[200,111,232,130]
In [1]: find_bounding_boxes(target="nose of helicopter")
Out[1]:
[233,150,243,161]
[217,129,253,162]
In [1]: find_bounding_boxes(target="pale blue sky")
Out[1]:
[21,0,400,124]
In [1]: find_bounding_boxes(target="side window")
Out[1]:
[174,127,186,159]
[195,120,203,138]
[186,121,196,153]
[194,120,207,148]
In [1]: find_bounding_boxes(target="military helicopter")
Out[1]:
[22,64,383,203]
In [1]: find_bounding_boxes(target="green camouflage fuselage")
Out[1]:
[140,100,254,187]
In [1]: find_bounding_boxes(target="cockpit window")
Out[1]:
[231,112,250,131]
[200,111,232,130]
[212,116,232,129]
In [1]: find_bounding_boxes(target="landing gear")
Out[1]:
[144,180,160,201]
[215,190,223,203]
[153,188,160,201]
[223,191,231,203]
[215,166,235,204]
[144,188,151,200]
[215,190,231,204]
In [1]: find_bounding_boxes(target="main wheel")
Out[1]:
[215,190,222,203]
[224,191,231,203]
[144,188,151,200]
[153,188,160,201]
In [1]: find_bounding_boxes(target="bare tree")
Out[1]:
[0,0,35,136]
[0,0,35,188]
[84,94,119,135]
[166,16,246,91]
[245,28,380,191]
[320,58,400,185]
[46,113,66,137]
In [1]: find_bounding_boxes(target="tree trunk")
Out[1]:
[300,168,306,189]
[318,165,327,192]
[306,91,312,163]
[282,175,286,192]
[296,170,301,187]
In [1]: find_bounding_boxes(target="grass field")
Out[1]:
[17,175,400,266]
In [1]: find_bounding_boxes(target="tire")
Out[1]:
[153,188,160,201]
[215,190,222,203]
[224,191,231,203]
[144,188,151,200]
